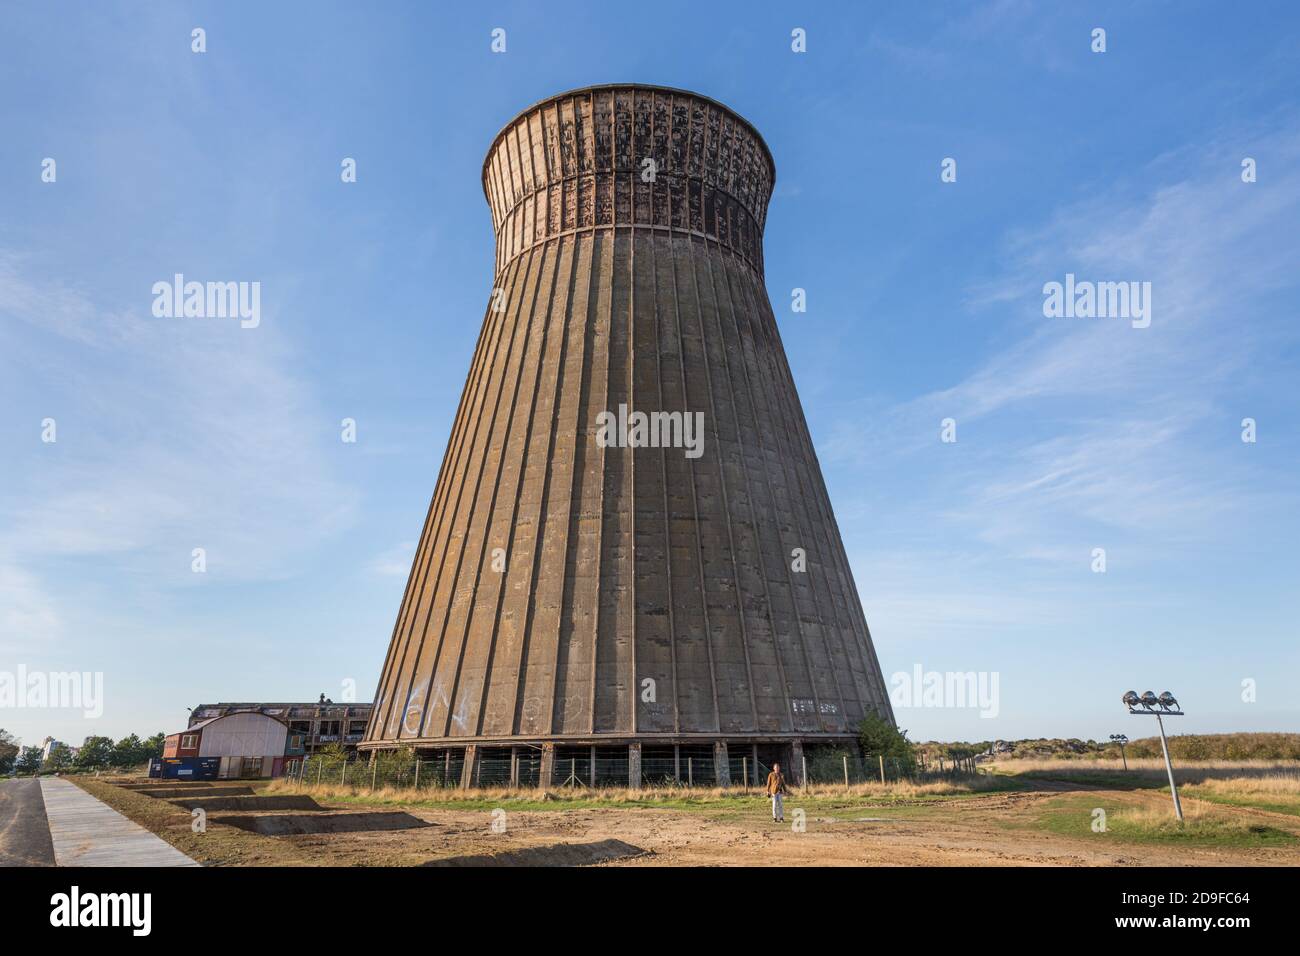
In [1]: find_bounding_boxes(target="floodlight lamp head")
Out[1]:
[1158,691,1179,711]
[1140,691,1159,708]
[1122,691,1140,709]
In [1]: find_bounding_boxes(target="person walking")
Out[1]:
[765,762,790,823]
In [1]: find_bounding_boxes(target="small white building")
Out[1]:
[164,711,300,779]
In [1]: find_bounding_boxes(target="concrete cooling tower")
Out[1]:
[362,84,893,787]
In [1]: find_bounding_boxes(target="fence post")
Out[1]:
[414,758,421,790]
[371,760,378,791]
[688,757,693,787]
[317,760,323,785]
[842,755,849,787]
[341,761,347,786]
[801,755,807,792]
[742,757,748,790]
[879,754,885,784]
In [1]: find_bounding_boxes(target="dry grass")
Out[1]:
[991,757,1300,785]
[264,772,1008,808]
[1117,802,1213,827]
[1191,774,1300,796]
[1104,801,1298,845]
[1179,772,1300,817]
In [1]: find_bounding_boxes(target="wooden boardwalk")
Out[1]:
[39,778,199,867]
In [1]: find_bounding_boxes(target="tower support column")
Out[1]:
[539,742,555,789]
[459,745,478,790]
[714,741,731,787]
[628,742,642,789]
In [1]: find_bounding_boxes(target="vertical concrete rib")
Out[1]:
[760,299,893,718]
[378,253,522,739]
[577,227,611,738]
[723,252,853,730]
[367,293,498,738]
[692,239,759,731]
[432,236,556,739]
[474,229,571,736]
[699,242,792,733]
[647,229,680,734]
[544,233,598,736]
[408,244,541,740]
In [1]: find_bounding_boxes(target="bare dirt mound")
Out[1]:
[139,786,255,799]
[169,795,321,812]
[424,838,648,867]
[212,811,433,836]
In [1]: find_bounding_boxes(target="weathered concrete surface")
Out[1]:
[366,85,892,752]
[39,778,198,867]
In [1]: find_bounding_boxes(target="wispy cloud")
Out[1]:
[0,562,61,652]
[827,123,1300,549]
[0,254,357,592]
[822,118,1300,676]
[368,540,417,578]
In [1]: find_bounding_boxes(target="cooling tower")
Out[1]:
[362,84,892,786]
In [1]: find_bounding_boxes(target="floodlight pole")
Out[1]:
[1110,734,1128,771]
[1154,712,1183,822]
[1123,691,1183,822]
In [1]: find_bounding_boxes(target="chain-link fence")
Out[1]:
[288,753,462,791]
[284,746,985,792]
[800,748,983,786]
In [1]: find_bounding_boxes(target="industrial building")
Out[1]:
[39,736,75,762]
[159,711,304,780]
[188,699,374,755]
[362,85,893,787]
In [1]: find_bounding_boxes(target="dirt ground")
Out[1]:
[307,785,1297,867]
[75,774,1300,867]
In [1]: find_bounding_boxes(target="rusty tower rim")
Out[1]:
[479,82,778,202]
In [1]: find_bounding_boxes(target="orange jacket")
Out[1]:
[765,770,788,795]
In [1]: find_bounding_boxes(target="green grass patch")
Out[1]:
[1033,794,1299,848]
[1181,789,1300,818]
[1011,768,1167,791]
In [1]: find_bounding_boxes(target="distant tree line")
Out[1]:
[1124,732,1300,761]
[0,729,18,775]
[953,732,1300,762]
[0,729,165,776]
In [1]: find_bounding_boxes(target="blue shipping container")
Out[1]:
[160,756,221,780]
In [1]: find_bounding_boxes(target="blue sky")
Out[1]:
[2,1,1298,749]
